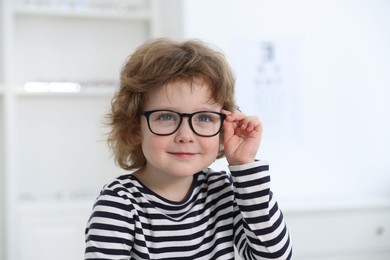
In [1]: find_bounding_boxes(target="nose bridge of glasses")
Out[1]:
[177,113,193,130]
[179,113,192,119]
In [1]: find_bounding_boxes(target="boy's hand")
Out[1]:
[221,109,262,165]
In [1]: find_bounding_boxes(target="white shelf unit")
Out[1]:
[283,199,390,260]
[0,87,4,260]
[13,6,152,20]
[0,1,163,259]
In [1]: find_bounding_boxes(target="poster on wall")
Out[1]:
[229,39,303,144]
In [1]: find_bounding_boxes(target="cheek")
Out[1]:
[140,121,156,156]
[141,131,170,160]
[141,131,159,150]
[200,136,221,155]
[141,137,159,162]
[139,119,156,146]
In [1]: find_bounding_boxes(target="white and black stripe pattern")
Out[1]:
[85,161,292,259]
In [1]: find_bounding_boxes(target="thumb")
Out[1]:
[222,120,234,144]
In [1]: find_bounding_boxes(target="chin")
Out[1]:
[168,164,206,177]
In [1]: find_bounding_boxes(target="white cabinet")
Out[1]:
[16,202,92,260]
[7,2,156,84]
[283,201,390,260]
[233,200,390,260]
[0,1,171,259]
[0,89,4,260]
[14,93,122,200]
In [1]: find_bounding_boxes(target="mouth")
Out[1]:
[168,152,197,159]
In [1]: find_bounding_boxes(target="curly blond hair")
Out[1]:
[107,38,237,170]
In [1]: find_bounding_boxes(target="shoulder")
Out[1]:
[102,174,133,193]
[94,173,142,207]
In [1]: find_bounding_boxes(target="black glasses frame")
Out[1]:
[143,110,226,137]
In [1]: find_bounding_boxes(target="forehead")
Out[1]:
[144,78,218,108]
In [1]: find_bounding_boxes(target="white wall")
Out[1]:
[182,0,390,202]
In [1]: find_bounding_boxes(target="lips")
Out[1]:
[168,152,197,158]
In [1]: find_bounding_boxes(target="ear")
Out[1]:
[128,123,143,145]
[132,134,142,145]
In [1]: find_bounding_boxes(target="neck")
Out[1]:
[133,168,195,202]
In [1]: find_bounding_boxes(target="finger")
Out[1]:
[220,109,235,122]
[239,116,262,133]
[222,118,235,138]
[220,109,232,116]
[230,111,247,121]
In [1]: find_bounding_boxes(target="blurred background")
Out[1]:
[0,0,389,259]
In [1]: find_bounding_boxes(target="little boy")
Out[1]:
[85,38,292,259]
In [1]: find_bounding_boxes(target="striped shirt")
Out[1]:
[85,161,292,259]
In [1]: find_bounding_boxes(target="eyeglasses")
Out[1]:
[143,110,226,137]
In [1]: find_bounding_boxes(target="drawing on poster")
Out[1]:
[229,39,303,142]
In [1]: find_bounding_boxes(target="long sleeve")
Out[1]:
[85,187,135,260]
[230,161,292,259]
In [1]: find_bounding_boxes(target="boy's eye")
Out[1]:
[156,112,177,121]
[195,113,214,122]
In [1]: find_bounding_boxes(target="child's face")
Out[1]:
[140,78,222,178]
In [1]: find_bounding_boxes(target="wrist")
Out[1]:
[228,159,268,172]
[227,158,257,166]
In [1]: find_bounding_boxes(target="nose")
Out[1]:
[174,118,194,143]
